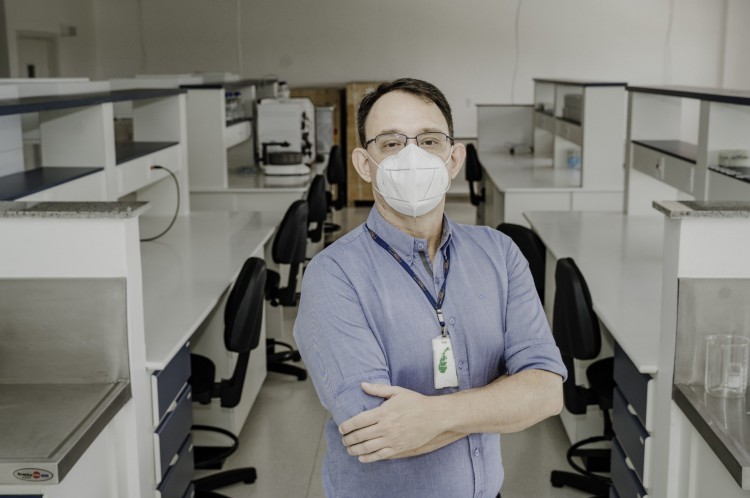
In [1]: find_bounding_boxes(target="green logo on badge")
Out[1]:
[439,347,450,373]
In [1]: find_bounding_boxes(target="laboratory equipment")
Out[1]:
[255,97,316,175]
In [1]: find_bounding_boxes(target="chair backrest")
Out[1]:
[497,223,546,304]
[326,145,346,210]
[307,175,328,243]
[270,199,309,306]
[272,199,309,266]
[552,257,601,414]
[464,143,484,206]
[221,257,267,408]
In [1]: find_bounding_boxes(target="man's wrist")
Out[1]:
[431,391,458,434]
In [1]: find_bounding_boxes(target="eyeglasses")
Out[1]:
[364,132,454,157]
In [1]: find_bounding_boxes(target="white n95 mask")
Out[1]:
[371,144,452,218]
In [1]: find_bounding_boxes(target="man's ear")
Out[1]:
[352,148,373,183]
[448,143,467,180]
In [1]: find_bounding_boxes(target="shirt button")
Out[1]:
[458,361,465,369]
[477,492,484,498]
[417,243,424,250]
[449,318,456,325]
[474,448,481,457]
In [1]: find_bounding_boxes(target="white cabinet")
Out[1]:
[183,79,276,190]
[625,86,750,215]
[0,88,189,215]
[532,78,627,190]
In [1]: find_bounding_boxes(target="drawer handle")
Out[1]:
[627,403,638,416]
[170,453,179,467]
[639,436,644,445]
[165,398,178,416]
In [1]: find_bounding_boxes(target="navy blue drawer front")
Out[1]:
[611,437,647,498]
[156,385,193,480]
[613,387,649,483]
[157,434,194,498]
[154,345,191,423]
[613,344,650,425]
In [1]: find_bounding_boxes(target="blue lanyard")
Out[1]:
[365,225,450,336]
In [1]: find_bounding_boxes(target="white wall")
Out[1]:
[723,0,750,89]
[4,0,744,137]
[4,0,97,78]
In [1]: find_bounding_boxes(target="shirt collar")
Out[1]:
[365,207,453,264]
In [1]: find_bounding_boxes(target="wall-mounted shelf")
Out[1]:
[115,141,178,165]
[0,166,102,200]
[0,85,188,214]
[625,85,750,215]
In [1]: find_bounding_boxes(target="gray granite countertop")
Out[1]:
[0,201,149,218]
[653,200,750,219]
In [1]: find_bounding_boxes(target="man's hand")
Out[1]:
[338,382,443,463]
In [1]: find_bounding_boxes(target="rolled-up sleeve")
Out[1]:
[500,237,567,381]
[293,257,391,426]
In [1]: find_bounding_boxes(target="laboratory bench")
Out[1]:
[525,201,750,498]
[190,161,326,212]
[0,201,287,498]
[475,77,627,228]
[477,151,622,227]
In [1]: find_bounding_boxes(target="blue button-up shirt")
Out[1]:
[293,207,566,498]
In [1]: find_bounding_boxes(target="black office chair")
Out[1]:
[550,257,613,498]
[190,257,266,497]
[465,143,485,207]
[307,174,328,244]
[265,199,308,381]
[324,145,345,235]
[497,223,546,305]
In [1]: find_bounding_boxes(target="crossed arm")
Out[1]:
[339,368,563,463]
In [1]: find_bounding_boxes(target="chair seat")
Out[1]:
[190,354,216,405]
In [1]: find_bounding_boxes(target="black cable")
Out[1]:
[140,165,180,242]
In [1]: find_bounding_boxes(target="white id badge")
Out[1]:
[432,335,459,389]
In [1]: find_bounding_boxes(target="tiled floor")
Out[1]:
[198,198,591,497]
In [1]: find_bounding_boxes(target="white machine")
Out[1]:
[255,97,316,175]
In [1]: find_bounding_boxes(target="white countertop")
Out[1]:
[480,152,584,192]
[191,161,326,193]
[140,210,282,370]
[524,210,664,374]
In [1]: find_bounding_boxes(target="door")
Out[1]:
[17,34,58,78]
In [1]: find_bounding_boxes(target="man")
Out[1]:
[293,78,566,498]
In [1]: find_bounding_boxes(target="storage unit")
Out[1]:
[151,345,194,498]
[625,86,750,215]
[345,81,383,206]
[290,86,343,149]
[611,344,654,497]
[475,78,627,228]
[0,85,189,218]
[180,79,277,190]
[532,78,627,190]
[0,84,191,498]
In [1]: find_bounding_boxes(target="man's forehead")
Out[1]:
[366,91,448,135]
